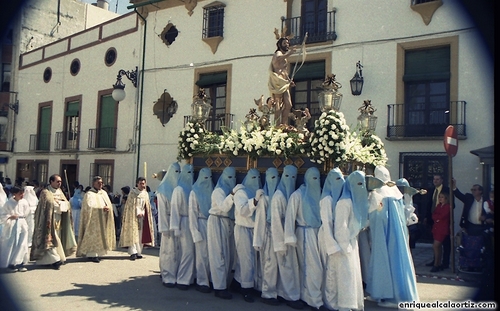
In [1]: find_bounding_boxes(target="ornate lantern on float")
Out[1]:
[191,88,212,124]
[318,74,343,112]
[357,99,378,133]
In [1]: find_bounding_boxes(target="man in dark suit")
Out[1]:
[452,179,486,236]
[424,174,452,269]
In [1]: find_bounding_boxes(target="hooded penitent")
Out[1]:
[340,170,368,232]
[302,167,322,228]
[178,164,194,200]
[321,167,345,217]
[216,167,237,196]
[263,167,280,223]
[192,167,214,218]
[156,162,181,202]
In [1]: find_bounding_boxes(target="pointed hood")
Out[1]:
[340,170,368,232]
[178,164,194,199]
[277,165,297,200]
[192,167,214,218]
[303,167,322,228]
[216,166,237,195]
[156,162,181,202]
[263,167,280,222]
[242,168,262,198]
[24,185,39,207]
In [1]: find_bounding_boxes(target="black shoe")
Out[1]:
[129,254,137,261]
[163,282,175,288]
[425,260,435,267]
[52,261,62,270]
[440,265,450,270]
[136,255,143,259]
[8,265,18,272]
[195,285,212,293]
[286,300,305,310]
[261,297,280,306]
[177,284,189,291]
[430,266,441,272]
[243,294,254,303]
[89,257,100,263]
[214,289,232,300]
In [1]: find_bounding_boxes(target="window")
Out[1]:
[90,160,114,188]
[203,2,225,38]
[290,61,325,130]
[43,67,52,83]
[104,48,117,66]
[34,161,48,185]
[37,104,52,151]
[70,59,80,76]
[64,98,80,149]
[404,46,450,137]
[97,94,117,148]
[302,0,327,43]
[1,63,10,92]
[411,0,438,4]
[196,71,227,133]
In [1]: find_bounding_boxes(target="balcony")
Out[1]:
[55,131,79,151]
[183,113,234,134]
[29,134,51,151]
[281,9,337,46]
[88,127,117,149]
[386,101,466,140]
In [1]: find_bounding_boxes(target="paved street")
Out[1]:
[0,243,487,311]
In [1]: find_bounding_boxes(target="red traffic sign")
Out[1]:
[443,125,458,157]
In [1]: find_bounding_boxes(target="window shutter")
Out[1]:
[292,61,325,81]
[404,46,450,81]
[196,72,227,87]
[65,101,79,116]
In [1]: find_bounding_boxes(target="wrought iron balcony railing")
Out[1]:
[183,113,234,134]
[88,127,117,149]
[387,101,466,139]
[55,131,79,150]
[281,9,337,46]
[29,133,51,151]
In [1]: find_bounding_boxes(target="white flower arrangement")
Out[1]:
[306,110,350,165]
[178,121,207,160]
[177,111,386,167]
[345,130,388,167]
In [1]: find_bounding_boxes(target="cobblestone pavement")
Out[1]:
[0,243,487,311]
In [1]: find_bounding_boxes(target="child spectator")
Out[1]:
[0,186,30,272]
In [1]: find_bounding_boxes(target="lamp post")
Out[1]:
[350,61,364,96]
[318,74,343,112]
[111,66,138,102]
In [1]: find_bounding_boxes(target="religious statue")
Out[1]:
[268,27,296,126]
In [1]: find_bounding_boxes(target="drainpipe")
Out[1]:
[127,0,166,179]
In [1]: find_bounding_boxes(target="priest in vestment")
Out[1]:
[76,176,115,262]
[119,177,155,260]
[30,174,77,269]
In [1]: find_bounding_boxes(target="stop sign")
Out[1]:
[443,125,458,157]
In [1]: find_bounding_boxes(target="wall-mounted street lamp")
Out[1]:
[3,101,19,114]
[350,61,364,96]
[111,66,138,102]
